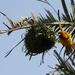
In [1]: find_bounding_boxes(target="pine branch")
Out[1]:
[0,25,32,34]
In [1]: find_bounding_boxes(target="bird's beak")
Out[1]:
[56,32,61,36]
[58,33,62,37]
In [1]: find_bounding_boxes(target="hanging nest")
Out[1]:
[22,24,56,60]
[1,12,56,60]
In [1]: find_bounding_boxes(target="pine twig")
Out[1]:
[0,25,32,34]
[68,22,75,33]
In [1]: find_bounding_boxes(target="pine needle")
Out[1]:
[5,38,25,58]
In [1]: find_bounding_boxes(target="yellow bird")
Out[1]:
[58,31,75,55]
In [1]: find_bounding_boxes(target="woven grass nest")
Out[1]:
[22,24,56,60]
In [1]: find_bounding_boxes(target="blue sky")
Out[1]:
[0,0,71,75]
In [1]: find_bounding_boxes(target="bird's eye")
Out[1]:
[58,33,62,37]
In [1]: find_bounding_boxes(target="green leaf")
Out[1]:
[31,12,38,24]
[71,0,75,20]
[45,9,56,22]
[61,0,71,22]
[54,50,68,68]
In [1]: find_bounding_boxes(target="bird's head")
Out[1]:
[58,31,71,40]
[58,31,64,38]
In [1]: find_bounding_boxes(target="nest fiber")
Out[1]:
[22,24,56,59]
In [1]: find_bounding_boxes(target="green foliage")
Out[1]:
[37,0,75,75]
[50,50,75,75]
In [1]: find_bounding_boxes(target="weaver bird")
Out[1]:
[58,31,75,55]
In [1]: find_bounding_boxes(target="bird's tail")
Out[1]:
[65,42,75,55]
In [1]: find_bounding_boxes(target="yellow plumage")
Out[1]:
[58,31,75,55]
[58,31,72,46]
